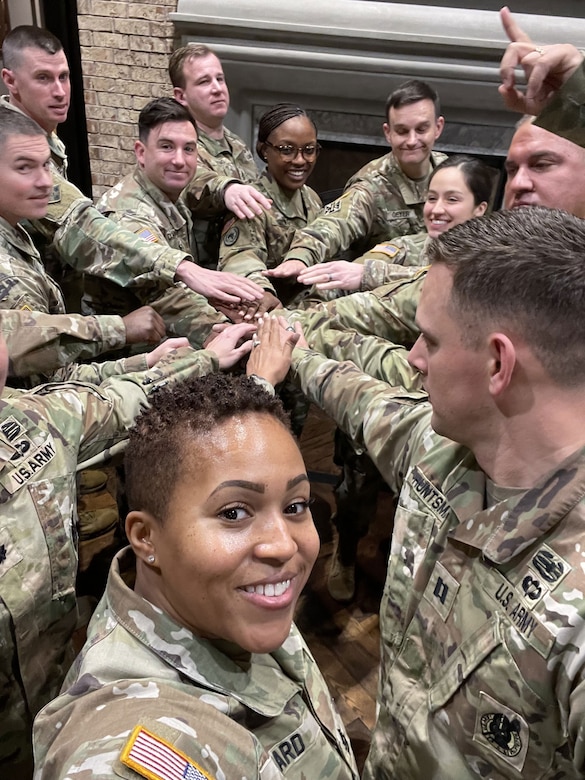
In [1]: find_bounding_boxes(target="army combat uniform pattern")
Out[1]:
[34,546,359,780]
[356,232,429,291]
[0,217,147,387]
[290,346,585,779]
[0,310,132,383]
[89,165,223,348]
[185,126,259,266]
[0,346,218,773]
[283,150,446,268]
[219,169,322,305]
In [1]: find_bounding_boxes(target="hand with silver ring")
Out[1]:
[252,337,261,348]
[285,326,296,332]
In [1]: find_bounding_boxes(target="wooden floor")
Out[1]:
[296,404,394,772]
[78,403,392,774]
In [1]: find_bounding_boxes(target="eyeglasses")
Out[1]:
[263,141,321,161]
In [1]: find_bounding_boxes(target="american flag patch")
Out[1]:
[120,725,212,780]
[137,229,159,243]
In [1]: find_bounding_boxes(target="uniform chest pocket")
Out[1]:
[29,474,78,601]
[426,616,566,778]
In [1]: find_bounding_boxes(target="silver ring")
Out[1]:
[534,46,544,56]
[252,338,260,348]
[285,325,295,332]
[327,273,332,282]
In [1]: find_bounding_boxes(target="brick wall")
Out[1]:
[76,0,178,198]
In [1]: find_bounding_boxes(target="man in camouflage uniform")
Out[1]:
[268,79,445,283]
[170,43,272,265]
[87,97,230,349]
[1,26,264,317]
[289,207,585,778]
[0,106,169,387]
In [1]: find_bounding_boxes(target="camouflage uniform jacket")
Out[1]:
[0,218,146,386]
[283,150,447,267]
[185,126,259,266]
[34,546,359,780]
[0,346,218,772]
[219,170,322,295]
[84,166,223,348]
[535,61,585,147]
[292,347,585,779]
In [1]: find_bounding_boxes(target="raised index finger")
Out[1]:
[500,6,533,45]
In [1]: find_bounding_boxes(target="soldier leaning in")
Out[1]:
[88,97,232,349]
[0,108,177,387]
[33,364,358,780]
[1,26,264,319]
[277,206,585,778]
[170,43,272,266]
[266,79,446,289]
[297,154,493,295]
[219,103,323,312]
[0,325,256,777]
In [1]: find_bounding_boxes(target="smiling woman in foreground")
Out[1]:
[33,372,358,780]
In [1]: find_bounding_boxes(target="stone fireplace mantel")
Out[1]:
[170,1,585,160]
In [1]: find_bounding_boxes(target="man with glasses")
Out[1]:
[169,44,271,266]
[267,79,446,284]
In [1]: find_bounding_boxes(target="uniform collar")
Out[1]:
[108,547,308,717]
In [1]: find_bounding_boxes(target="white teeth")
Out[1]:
[244,579,291,597]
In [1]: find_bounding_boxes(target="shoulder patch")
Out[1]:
[137,228,159,244]
[0,274,17,302]
[368,242,401,259]
[322,200,341,215]
[48,183,61,204]
[120,725,213,780]
[222,226,239,246]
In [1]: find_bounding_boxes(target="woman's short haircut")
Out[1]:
[125,374,290,521]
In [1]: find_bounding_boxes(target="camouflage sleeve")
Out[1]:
[53,353,148,385]
[34,692,278,780]
[360,261,422,291]
[218,214,277,293]
[144,284,225,348]
[304,328,423,389]
[535,61,585,148]
[286,273,424,347]
[0,249,61,313]
[1,310,128,378]
[283,185,377,267]
[291,346,429,492]
[97,208,170,246]
[185,149,239,216]
[34,174,185,288]
[33,346,218,470]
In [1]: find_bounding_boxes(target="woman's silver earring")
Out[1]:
[147,554,155,564]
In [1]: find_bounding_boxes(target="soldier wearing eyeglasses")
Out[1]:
[268,80,446,284]
[170,44,272,267]
[218,103,324,314]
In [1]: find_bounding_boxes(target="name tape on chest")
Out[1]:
[271,731,306,772]
[410,466,452,523]
[120,725,213,780]
[388,209,417,221]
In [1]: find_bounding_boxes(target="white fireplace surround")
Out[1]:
[171,1,585,157]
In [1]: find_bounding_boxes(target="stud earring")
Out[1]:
[147,554,155,564]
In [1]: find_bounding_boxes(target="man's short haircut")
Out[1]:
[0,105,45,151]
[385,79,441,121]
[427,206,585,386]
[138,97,197,142]
[2,25,63,71]
[125,373,290,521]
[168,43,215,90]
